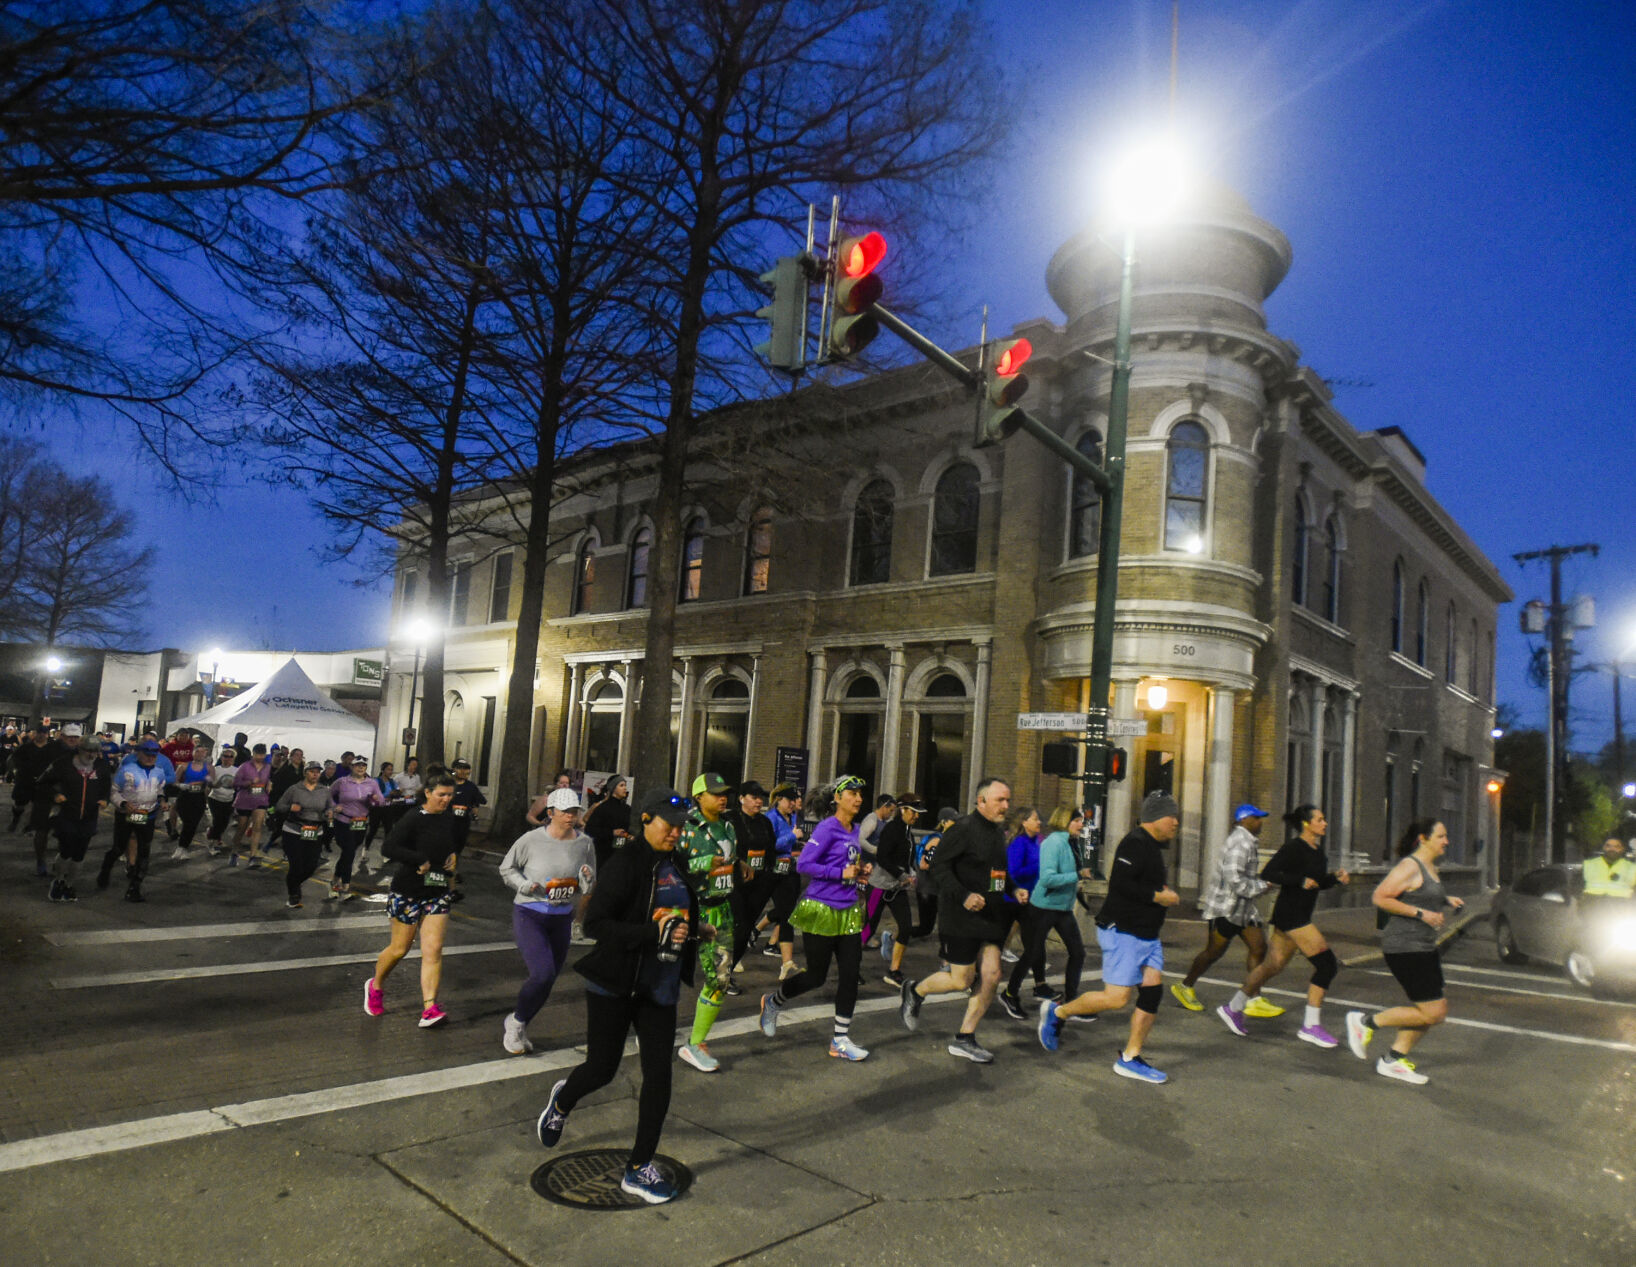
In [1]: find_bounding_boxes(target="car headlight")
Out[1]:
[1606,918,1636,953]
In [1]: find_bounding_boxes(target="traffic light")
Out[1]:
[829,231,886,359]
[755,255,810,372]
[974,336,1032,446]
[1107,746,1127,782]
[1042,741,1077,776]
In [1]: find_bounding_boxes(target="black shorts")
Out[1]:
[940,933,1003,967]
[1383,951,1443,1003]
[1209,916,1258,940]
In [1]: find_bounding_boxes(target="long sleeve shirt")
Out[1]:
[1199,825,1270,924]
[797,815,862,910]
[1262,836,1340,930]
[232,759,273,810]
[1032,831,1080,912]
[330,774,386,823]
[1096,826,1170,940]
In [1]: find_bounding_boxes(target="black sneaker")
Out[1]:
[62,885,78,902]
[899,978,923,1031]
[947,1034,994,1064]
[1032,985,1062,1003]
[536,1078,569,1148]
[724,980,742,997]
[95,867,112,890]
[47,879,64,902]
[883,970,905,989]
[998,990,1027,1021]
[124,887,144,903]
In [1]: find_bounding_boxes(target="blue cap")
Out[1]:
[1234,803,1268,821]
[137,739,162,753]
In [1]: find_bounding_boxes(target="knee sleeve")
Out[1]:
[1309,948,1338,989]
[1135,983,1162,1015]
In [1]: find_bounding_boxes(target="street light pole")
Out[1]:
[405,642,425,769]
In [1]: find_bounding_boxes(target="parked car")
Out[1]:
[1492,863,1636,994]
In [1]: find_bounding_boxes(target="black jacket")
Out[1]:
[382,809,460,898]
[1263,836,1340,931]
[11,740,63,795]
[727,808,776,882]
[573,836,699,999]
[932,812,1010,940]
[1097,825,1170,940]
[41,754,111,824]
[584,796,631,850]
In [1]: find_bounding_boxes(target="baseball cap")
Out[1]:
[61,724,82,737]
[737,779,769,799]
[137,739,162,753]
[639,787,690,827]
[546,787,582,812]
[691,772,729,796]
[937,806,959,824]
[769,782,798,801]
[304,761,323,772]
[452,758,471,769]
[1234,803,1269,821]
[896,794,925,811]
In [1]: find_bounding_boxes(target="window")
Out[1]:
[743,507,773,595]
[449,560,473,624]
[402,570,419,614]
[1445,601,1458,683]
[584,678,623,772]
[1468,619,1479,694]
[914,673,969,813]
[835,673,883,788]
[572,540,596,616]
[1415,580,1429,667]
[701,677,750,785]
[679,518,704,602]
[1164,421,1209,552]
[1322,516,1341,623]
[1068,431,1103,558]
[1286,694,1311,810]
[1291,496,1309,605]
[488,552,513,623]
[1390,560,1405,653]
[849,480,895,586]
[627,527,651,608]
[929,463,980,576]
[477,696,497,783]
[924,673,965,697]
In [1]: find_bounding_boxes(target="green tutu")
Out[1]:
[790,896,863,938]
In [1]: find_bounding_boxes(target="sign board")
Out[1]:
[401,727,417,746]
[353,657,384,687]
[1018,713,1147,737]
[1107,718,1146,738]
[775,745,809,791]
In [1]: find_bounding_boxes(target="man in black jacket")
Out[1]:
[898,776,1013,1063]
[42,742,111,901]
[11,724,64,874]
[1038,790,1182,1084]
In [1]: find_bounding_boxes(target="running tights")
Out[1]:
[1007,906,1084,998]
[557,990,675,1168]
[774,931,862,1021]
[513,906,574,1023]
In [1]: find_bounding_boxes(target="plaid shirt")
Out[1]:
[1199,825,1269,924]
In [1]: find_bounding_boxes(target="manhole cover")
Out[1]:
[531,1150,692,1210]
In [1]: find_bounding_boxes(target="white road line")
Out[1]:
[45,916,386,946]
[49,942,516,989]
[1355,967,1636,1009]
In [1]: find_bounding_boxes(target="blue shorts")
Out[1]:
[1096,926,1164,988]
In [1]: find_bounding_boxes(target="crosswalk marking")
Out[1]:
[49,941,516,989]
[44,916,386,946]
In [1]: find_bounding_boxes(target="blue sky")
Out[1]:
[64,0,1636,752]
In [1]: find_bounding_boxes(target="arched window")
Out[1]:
[1164,420,1210,552]
[626,527,651,609]
[914,671,970,811]
[1286,693,1311,810]
[1390,559,1405,653]
[924,673,966,697]
[1291,495,1309,605]
[1445,601,1458,682]
[678,517,705,603]
[701,675,750,784]
[929,462,980,576]
[743,507,773,595]
[849,479,894,586]
[844,674,881,698]
[1068,431,1103,559]
[834,672,883,789]
[1322,515,1341,623]
[1415,579,1429,667]
[572,539,596,615]
[583,677,623,772]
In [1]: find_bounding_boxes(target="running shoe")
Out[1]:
[745,928,764,954]
[418,1003,448,1028]
[1244,996,1286,1018]
[503,1014,534,1055]
[364,979,384,1016]
[732,960,745,974]
[899,978,923,1031]
[1216,1003,1249,1037]
[999,948,1019,964]
[879,930,895,963]
[723,980,742,997]
[1169,983,1204,1012]
[1376,1055,1428,1085]
[339,890,359,903]
[997,990,1027,1021]
[47,879,64,902]
[778,960,799,981]
[95,867,112,890]
[620,1162,676,1205]
[169,846,189,862]
[62,885,78,902]
[325,888,342,902]
[124,887,144,903]
[947,1035,994,1064]
[286,899,302,909]
[1031,985,1061,1003]
[1297,1023,1338,1049]
[677,1042,719,1073]
[1113,1053,1168,1084]
[1345,1011,1374,1061]
[536,1078,569,1147]
[227,854,239,868]
[1037,1000,1063,1052]
[208,845,223,857]
[761,945,783,958]
[829,1035,869,1061]
[758,993,781,1038]
[882,970,905,989]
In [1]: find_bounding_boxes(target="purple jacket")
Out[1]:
[797,815,862,910]
[331,775,387,823]
[232,759,273,810]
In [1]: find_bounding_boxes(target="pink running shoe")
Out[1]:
[418,1003,448,1028]
[1298,1023,1339,1049]
[364,979,384,1017]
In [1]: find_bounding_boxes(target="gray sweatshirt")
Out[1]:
[277,781,333,824]
[500,826,595,911]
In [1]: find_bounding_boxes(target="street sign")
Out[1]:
[775,745,809,790]
[1017,712,1089,731]
[1107,718,1146,738]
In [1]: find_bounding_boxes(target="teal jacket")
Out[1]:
[1033,831,1080,911]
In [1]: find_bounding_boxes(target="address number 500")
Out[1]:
[1171,644,1196,656]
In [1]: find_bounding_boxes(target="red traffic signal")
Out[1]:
[840,231,887,278]
[830,231,888,358]
[1107,746,1127,782]
[993,337,1031,377]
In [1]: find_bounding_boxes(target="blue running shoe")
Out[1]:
[758,992,781,1038]
[536,1078,569,1148]
[1113,1053,1167,1084]
[1038,999,1063,1052]
[879,929,894,964]
[620,1161,677,1204]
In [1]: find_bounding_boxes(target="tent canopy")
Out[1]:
[182,657,375,762]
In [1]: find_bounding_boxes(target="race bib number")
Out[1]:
[424,869,448,889]
[989,868,1006,893]
[747,850,765,872]
[452,805,469,817]
[542,877,579,903]
[249,784,266,795]
[299,825,322,841]
[349,819,368,833]
[774,856,792,875]
[708,863,734,895]
[126,811,149,825]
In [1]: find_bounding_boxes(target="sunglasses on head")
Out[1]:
[833,775,865,794]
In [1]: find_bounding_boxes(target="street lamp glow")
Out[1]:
[1145,683,1168,711]
[44,656,63,673]
[1623,782,1636,799]
[1104,133,1192,228]
[404,618,433,644]
[207,646,224,664]
[1490,727,1504,739]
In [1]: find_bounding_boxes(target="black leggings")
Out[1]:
[914,888,938,937]
[104,817,157,879]
[1007,906,1085,998]
[333,821,367,887]
[732,873,777,962]
[284,831,324,900]
[766,871,803,944]
[1000,910,1047,990]
[177,794,208,849]
[205,799,234,842]
[557,990,676,1169]
[859,888,914,946]
[775,932,862,1020]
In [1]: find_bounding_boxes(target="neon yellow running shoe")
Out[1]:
[1244,996,1286,1018]
[1169,983,1204,1012]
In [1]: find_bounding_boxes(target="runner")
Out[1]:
[498,787,596,1054]
[1170,804,1284,1018]
[898,777,1014,1064]
[363,761,399,854]
[264,748,302,851]
[1037,791,1182,1084]
[863,795,921,990]
[275,761,333,908]
[446,758,486,898]
[159,729,196,840]
[997,805,1054,1016]
[368,772,460,1027]
[230,743,274,867]
[755,782,806,981]
[10,724,63,875]
[913,808,956,938]
[98,739,170,902]
[535,788,697,1205]
[757,775,872,1061]
[204,748,238,854]
[1345,818,1465,1084]
[583,775,631,867]
[1216,804,1351,1047]
[43,738,111,902]
[727,779,776,976]
[169,743,215,859]
[676,771,738,1073]
[1002,805,1086,1013]
[330,757,386,900]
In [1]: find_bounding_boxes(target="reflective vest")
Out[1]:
[1582,856,1636,898]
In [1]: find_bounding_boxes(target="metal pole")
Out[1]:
[407,645,424,769]
[1613,666,1624,801]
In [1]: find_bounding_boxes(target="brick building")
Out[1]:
[381,182,1511,888]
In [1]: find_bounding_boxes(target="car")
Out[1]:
[1491,863,1636,995]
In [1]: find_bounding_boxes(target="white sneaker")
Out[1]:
[169,847,189,861]
[1000,948,1019,964]
[778,960,800,981]
[1376,1055,1428,1085]
[502,1014,533,1055]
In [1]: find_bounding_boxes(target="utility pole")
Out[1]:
[1515,542,1598,863]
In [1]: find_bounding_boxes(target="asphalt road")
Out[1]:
[1,827,1632,1266]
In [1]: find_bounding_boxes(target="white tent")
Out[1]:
[182,657,376,761]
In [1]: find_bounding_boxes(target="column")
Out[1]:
[879,645,907,793]
[673,657,697,787]
[743,655,762,778]
[1337,690,1357,866]
[805,651,828,780]
[1203,688,1237,889]
[968,641,992,804]
[564,662,584,769]
[1105,679,1138,839]
[615,658,637,775]
[1307,676,1326,811]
